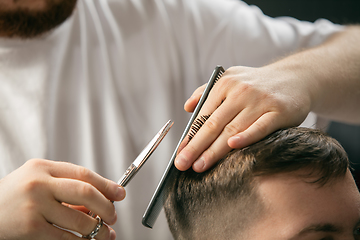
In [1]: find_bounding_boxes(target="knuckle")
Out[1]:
[203,117,220,134]
[23,178,45,195]
[254,120,270,136]
[77,166,92,181]
[183,143,198,158]
[180,143,201,165]
[219,76,251,96]
[223,123,242,136]
[237,81,254,94]
[79,183,96,198]
[204,148,216,163]
[217,75,233,88]
[225,66,244,75]
[25,158,46,169]
[226,66,237,72]
[103,179,113,195]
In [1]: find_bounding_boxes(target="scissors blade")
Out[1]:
[117,120,174,187]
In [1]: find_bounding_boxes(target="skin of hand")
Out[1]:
[175,26,360,173]
[175,65,311,172]
[0,159,126,240]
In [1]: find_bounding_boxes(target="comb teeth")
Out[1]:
[187,68,224,142]
[188,114,211,141]
[214,68,224,83]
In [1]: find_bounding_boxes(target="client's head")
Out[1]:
[164,127,360,240]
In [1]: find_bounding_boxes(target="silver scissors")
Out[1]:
[117,119,174,187]
[83,120,173,239]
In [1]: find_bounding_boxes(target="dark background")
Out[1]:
[243,0,360,24]
[242,0,360,183]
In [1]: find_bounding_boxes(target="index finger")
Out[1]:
[184,84,207,113]
[175,67,228,171]
[47,161,125,202]
[175,89,241,171]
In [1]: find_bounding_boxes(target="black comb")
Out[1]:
[188,114,211,142]
[142,66,225,228]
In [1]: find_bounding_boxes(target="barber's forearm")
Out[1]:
[269,26,360,124]
[176,26,360,172]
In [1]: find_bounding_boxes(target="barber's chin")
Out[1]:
[0,0,77,39]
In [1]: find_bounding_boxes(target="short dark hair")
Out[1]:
[164,127,349,240]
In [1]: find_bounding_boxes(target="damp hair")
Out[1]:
[164,127,349,240]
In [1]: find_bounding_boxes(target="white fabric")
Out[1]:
[0,0,342,239]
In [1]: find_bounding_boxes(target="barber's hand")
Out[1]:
[175,65,312,172]
[0,159,126,240]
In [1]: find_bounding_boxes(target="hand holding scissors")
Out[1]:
[84,120,173,239]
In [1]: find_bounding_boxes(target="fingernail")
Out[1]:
[111,212,118,225]
[110,229,116,240]
[185,96,194,105]
[229,136,241,148]
[193,157,205,171]
[116,186,126,200]
[175,154,189,170]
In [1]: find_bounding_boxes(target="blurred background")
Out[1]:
[243,0,360,24]
[243,0,360,185]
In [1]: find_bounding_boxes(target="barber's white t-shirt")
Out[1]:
[0,0,342,239]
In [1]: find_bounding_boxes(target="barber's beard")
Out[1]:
[0,0,77,39]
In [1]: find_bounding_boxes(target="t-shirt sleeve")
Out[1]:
[166,0,343,75]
